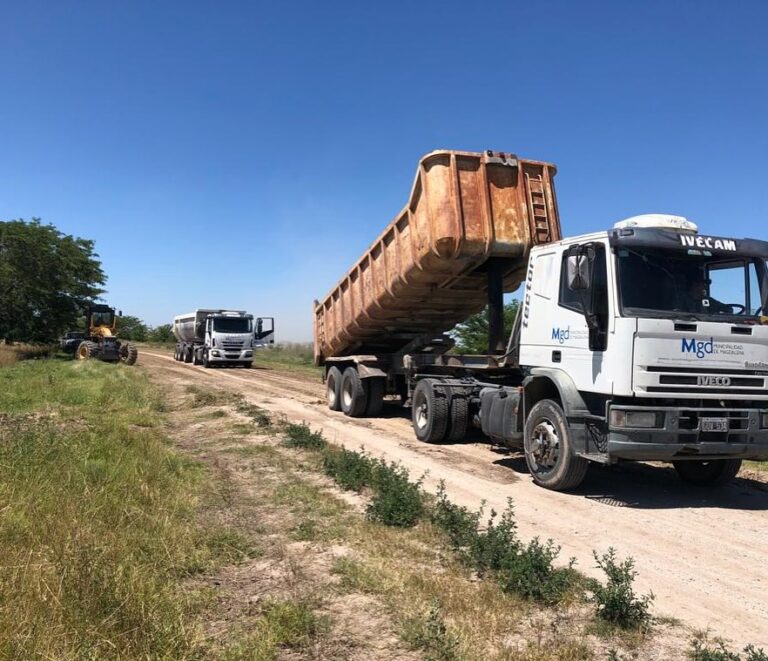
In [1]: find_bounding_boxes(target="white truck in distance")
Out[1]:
[172,309,275,368]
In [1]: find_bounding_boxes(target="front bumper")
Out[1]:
[208,349,252,364]
[607,405,768,461]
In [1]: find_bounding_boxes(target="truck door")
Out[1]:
[554,243,613,393]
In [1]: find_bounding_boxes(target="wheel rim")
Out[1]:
[529,418,560,471]
[342,379,353,408]
[413,390,429,430]
[327,375,337,406]
[78,346,88,360]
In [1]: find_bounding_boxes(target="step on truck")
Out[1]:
[313,149,768,490]
[173,309,274,368]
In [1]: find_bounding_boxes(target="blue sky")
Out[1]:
[1,1,766,340]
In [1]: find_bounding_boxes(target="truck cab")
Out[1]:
[516,215,768,488]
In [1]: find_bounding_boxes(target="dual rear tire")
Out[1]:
[411,379,469,444]
[326,366,385,418]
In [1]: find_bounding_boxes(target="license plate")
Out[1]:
[701,417,729,432]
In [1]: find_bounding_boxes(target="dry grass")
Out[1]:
[0,343,54,366]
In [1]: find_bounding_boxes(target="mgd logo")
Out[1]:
[552,327,570,344]
[681,337,714,359]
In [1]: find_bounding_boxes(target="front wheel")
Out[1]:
[524,399,588,491]
[673,458,742,486]
[76,340,98,361]
[120,343,138,366]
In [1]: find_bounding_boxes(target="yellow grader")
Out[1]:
[60,304,138,365]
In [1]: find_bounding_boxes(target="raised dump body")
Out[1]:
[314,150,561,364]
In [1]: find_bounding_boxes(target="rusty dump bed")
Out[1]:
[313,150,561,365]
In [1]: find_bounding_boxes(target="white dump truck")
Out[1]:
[314,150,768,490]
[173,309,274,368]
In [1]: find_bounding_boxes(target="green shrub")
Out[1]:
[322,447,374,492]
[689,637,768,661]
[497,537,577,604]
[366,459,424,528]
[430,481,481,552]
[401,598,459,661]
[430,493,575,604]
[282,422,327,450]
[592,548,654,629]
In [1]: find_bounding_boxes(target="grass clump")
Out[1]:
[223,598,327,660]
[235,399,272,428]
[282,422,327,450]
[186,383,232,407]
[591,548,654,630]
[688,635,768,661]
[401,598,459,661]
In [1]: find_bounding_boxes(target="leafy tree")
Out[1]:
[116,315,148,342]
[0,219,105,342]
[147,324,174,344]
[452,300,520,354]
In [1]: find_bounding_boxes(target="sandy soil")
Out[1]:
[141,350,768,648]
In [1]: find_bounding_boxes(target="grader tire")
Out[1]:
[120,343,138,366]
[76,341,98,361]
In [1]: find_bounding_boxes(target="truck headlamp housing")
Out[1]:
[761,412,768,429]
[610,410,662,429]
[211,350,221,357]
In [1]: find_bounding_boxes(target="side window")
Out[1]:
[559,244,607,315]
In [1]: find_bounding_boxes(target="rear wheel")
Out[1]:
[120,343,138,365]
[340,367,368,417]
[183,347,193,363]
[366,377,386,417]
[411,379,449,443]
[192,349,202,365]
[76,341,98,361]
[524,399,588,491]
[446,392,469,441]
[326,366,343,411]
[673,458,742,485]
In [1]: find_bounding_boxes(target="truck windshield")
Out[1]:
[213,317,252,333]
[617,248,767,320]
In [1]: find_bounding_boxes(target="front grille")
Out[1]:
[637,366,767,397]
[222,343,244,350]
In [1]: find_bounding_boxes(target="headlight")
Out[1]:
[211,350,221,357]
[610,410,661,429]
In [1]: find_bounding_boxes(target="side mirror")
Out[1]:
[567,247,594,291]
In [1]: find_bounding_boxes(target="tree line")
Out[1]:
[0,218,172,344]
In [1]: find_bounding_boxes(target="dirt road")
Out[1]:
[141,350,768,647]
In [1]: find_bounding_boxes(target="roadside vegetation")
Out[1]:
[0,359,255,658]
[2,356,764,659]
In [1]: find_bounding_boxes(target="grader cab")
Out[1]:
[60,304,138,365]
